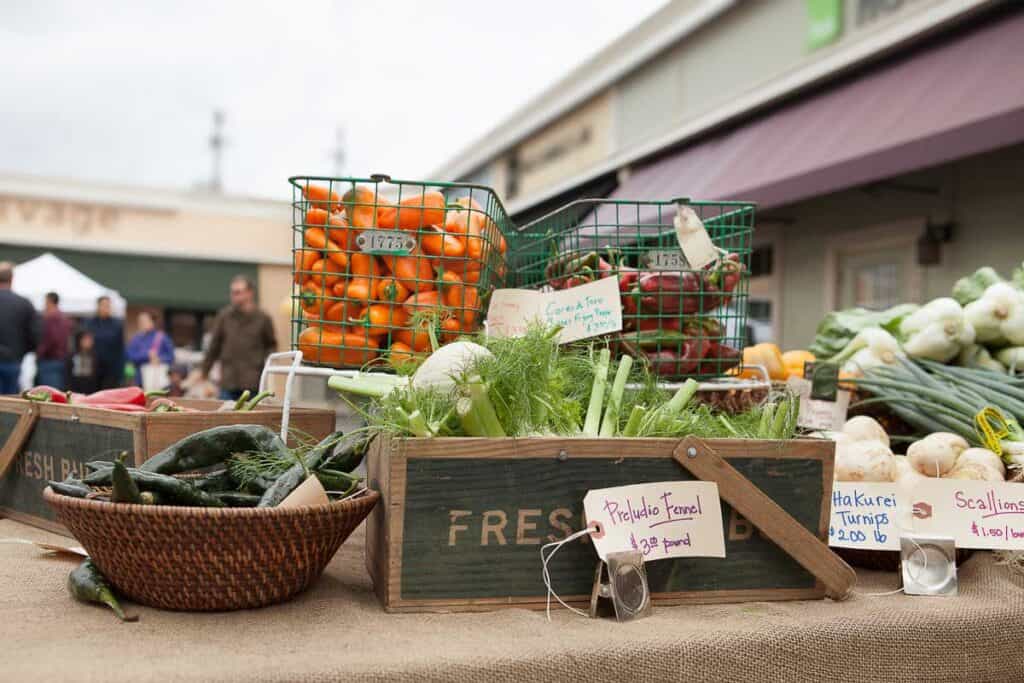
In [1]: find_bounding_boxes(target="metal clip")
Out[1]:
[589,550,652,621]
[901,534,957,596]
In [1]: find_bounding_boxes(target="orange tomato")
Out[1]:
[375,276,411,303]
[297,326,379,367]
[342,278,373,304]
[307,258,344,289]
[303,227,347,269]
[377,191,447,230]
[298,281,325,317]
[393,322,433,353]
[341,186,380,228]
[421,225,466,259]
[388,341,420,369]
[293,248,319,285]
[301,183,341,212]
[349,252,382,278]
[402,290,442,317]
[381,251,435,293]
[351,303,409,337]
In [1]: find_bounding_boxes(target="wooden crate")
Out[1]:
[0,397,334,534]
[366,435,844,613]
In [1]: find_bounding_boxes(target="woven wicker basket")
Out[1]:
[44,487,379,611]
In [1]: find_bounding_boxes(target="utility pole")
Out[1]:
[209,110,225,193]
[330,126,345,177]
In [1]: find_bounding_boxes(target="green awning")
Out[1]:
[0,244,258,311]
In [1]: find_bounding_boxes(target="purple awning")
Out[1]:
[608,12,1024,214]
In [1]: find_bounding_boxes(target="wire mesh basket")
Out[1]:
[512,198,754,380]
[290,174,512,370]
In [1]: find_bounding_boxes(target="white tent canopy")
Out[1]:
[12,253,126,317]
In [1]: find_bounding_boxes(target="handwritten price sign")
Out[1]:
[486,278,623,344]
[828,482,900,550]
[908,479,1024,550]
[583,481,726,561]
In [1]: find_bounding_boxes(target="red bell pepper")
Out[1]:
[80,387,148,406]
[637,272,702,314]
[644,345,702,377]
[700,253,745,313]
[23,386,69,403]
[695,342,742,375]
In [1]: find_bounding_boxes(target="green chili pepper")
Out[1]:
[232,390,252,411]
[212,491,261,507]
[110,457,142,504]
[315,469,361,496]
[68,559,137,622]
[48,480,92,498]
[241,391,274,411]
[192,469,237,493]
[84,460,116,473]
[319,432,373,473]
[257,431,345,508]
[139,425,288,475]
[83,468,225,507]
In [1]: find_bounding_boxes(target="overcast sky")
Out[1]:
[0,1,667,200]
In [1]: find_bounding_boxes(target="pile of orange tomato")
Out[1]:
[293,183,507,368]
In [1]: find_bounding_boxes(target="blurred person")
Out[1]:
[0,261,38,394]
[201,275,276,401]
[67,330,100,395]
[165,364,188,398]
[36,291,72,389]
[126,311,174,388]
[85,296,125,389]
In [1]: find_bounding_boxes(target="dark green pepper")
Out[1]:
[139,425,288,475]
[315,469,361,495]
[68,559,137,622]
[48,480,92,499]
[110,458,142,504]
[84,460,116,473]
[212,491,261,507]
[193,469,237,493]
[83,468,225,507]
[319,432,373,473]
[257,431,345,508]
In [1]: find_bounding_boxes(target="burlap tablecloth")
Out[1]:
[2,518,1023,683]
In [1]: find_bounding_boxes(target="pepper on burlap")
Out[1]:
[43,486,379,611]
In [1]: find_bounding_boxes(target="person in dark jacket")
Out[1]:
[201,275,277,400]
[85,296,125,390]
[36,291,72,389]
[67,330,100,395]
[0,261,39,394]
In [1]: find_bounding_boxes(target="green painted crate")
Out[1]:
[366,435,835,612]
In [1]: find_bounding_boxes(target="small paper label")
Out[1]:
[907,479,1024,550]
[583,481,726,561]
[355,229,416,255]
[486,277,623,344]
[787,377,850,431]
[674,206,718,270]
[828,482,901,550]
[278,474,330,508]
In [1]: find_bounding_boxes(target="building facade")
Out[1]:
[435,0,1024,347]
[0,174,293,356]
